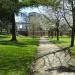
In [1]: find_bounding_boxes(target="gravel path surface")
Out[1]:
[32,37,75,75]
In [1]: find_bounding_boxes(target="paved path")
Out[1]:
[32,37,75,75]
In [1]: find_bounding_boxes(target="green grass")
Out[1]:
[49,36,75,55]
[0,35,39,75]
[49,36,71,47]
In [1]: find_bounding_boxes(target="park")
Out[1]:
[0,0,75,75]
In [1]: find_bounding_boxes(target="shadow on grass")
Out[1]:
[50,40,68,44]
[0,39,38,47]
[46,65,75,73]
[0,35,38,75]
[0,35,10,39]
[0,58,31,75]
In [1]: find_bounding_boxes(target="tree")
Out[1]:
[56,19,60,40]
[35,0,62,40]
[62,0,75,47]
[0,0,34,41]
[0,0,18,41]
[69,0,75,47]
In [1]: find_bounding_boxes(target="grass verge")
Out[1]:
[0,35,39,75]
[49,36,75,55]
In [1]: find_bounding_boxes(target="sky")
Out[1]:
[20,7,40,14]
[15,6,45,22]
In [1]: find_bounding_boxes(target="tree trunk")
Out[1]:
[70,14,75,47]
[48,31,50,38]
[56,20,59,41]
[56,26,59,40]
[71,27,74,47]
[0,24,2,33]
[70,4,75,47]
[51,31,53,38]
[10,13,17,41]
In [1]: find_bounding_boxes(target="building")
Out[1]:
[16,13,30,36]
[28,12,49,37]
[16,12,49,37]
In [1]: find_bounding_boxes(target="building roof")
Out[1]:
[29,12,41,16]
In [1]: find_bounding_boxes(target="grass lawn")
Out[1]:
[49,36,75,55]
[0,34,39,75]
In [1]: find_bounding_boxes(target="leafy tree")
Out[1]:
[0,0,34,41]
[0,0,18,41]
[35,0,61,40]
[68,0,75,47]
[62,0,75,47]
[0,0,62,41]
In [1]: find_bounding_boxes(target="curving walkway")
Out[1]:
[32,37,75,75]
